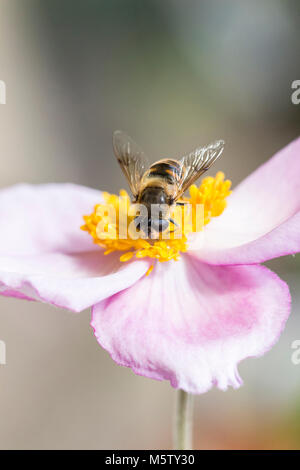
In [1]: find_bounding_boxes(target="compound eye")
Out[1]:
[149,218,169,233]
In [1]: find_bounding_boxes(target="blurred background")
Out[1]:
[0,0,300,449]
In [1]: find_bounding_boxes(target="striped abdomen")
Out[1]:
[137,159,182,206]
[145,159,182,184]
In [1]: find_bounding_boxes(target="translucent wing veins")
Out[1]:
[112,130,149,197]
[112,132,225,200]
[177,139,225,196]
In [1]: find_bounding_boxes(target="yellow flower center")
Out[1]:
[81,172,231,268]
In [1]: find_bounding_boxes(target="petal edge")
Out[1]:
[91,257,291,394]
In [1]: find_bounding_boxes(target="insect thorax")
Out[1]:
[138,185,169,206]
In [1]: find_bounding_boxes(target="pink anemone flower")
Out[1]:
[0,137,299,394]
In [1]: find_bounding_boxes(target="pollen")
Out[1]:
[81,172,231,265]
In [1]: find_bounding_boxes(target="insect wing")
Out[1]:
[112,130,149,197]
[177,140,225,197]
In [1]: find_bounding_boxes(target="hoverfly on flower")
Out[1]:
[0,135,298,396]
[112,130,224,239]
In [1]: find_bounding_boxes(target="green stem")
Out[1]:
[173,389,193,450]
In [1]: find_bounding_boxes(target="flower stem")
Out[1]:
[173,389,193,450]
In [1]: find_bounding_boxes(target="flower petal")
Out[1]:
[0,251,150,312]
[91,256,290,394]
[0,183,102,255]
[0,183,151,311]
[190,137,300,264]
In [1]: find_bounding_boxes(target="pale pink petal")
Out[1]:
[0,183,102,255]
[91,255,290,394]
[0,183,151,311]
[189,137,300,264]
[0,251,150,312]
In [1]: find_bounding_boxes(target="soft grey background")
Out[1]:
[0,0,300,449]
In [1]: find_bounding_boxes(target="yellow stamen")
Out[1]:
[146,265,154,276]
[120,252,134,262]
[81,172,231,265]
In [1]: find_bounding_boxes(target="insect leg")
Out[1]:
[169,218,179,227]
